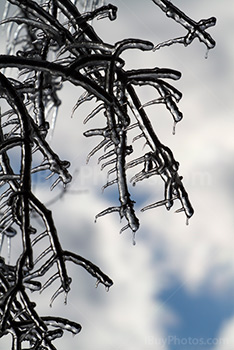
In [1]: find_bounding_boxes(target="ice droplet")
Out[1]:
[132,232,136,246]
[64,292,68,305]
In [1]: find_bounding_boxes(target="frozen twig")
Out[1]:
[152,0,216,51]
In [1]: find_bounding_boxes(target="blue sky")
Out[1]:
[159,284,234,349]
[0,1,234,350]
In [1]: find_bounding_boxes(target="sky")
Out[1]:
[0,1,234,350]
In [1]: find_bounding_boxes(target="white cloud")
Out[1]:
[215,316,234,350]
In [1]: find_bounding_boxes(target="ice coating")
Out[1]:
[0,0,216,348]
[152,0,216,50]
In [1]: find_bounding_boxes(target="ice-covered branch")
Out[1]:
[152,0,216,51]
[0,0,216,348]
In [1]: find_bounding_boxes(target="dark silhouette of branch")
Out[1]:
[0,0,216,348]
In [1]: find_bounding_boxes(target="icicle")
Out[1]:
[83,104,104,124]
[86,139,109,164]
[7,237,11,265]
[0,233,4,254]
[132,231,136,246]
[141,199,170,212]
[107,167,116,179]
[98,149,115,164]
[64,291,68,305]
[95,279,100,288]
[103,141,113,152]
[100,157,116,170]
[140,97,165,109]
[95,206,120,222]
[50,177,62,191]
[132,133,144,143]
[175,207,185,214]
[101,179,117,192]
[46,171,55,180]
[50,286,64,307]
[125,155,145,170]
[34,247,52,265]
[71,92,93,118]
[40,273,60,294]
[172,121,177,135]
[49,106,59,141]
[119,224,129,234]
[31,230,47,246]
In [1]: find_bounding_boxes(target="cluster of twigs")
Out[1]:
[0,0,216,349]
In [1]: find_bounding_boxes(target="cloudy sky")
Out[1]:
[1,1,234,350]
